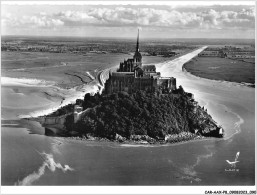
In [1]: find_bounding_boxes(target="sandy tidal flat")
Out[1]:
[1,77,101,119]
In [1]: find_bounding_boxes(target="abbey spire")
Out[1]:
[136,28,139,52]
[133,28,142,67]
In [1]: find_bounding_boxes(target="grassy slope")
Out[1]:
[184,57,255,84]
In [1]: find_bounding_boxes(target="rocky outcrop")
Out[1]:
[115,133,126,142]
[130,135,156,143]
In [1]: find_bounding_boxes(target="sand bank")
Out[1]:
[1,77,55,87]
[1,76,101,119]
[17,83,101,118]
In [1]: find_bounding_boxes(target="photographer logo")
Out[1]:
[225,152,240,172]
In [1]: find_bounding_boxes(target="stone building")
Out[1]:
[104,30,176,94]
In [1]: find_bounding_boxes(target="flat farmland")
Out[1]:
[184,57,255,85]
[1,51,132,70]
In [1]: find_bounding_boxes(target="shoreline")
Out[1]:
[15,116,222,147]
[54,131,222,148]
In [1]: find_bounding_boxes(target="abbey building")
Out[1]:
[104,30,177,94]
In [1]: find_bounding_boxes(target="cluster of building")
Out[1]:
[198,46,255,59]
[104,30,177,95]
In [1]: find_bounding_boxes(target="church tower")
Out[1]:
[133,29,142,67]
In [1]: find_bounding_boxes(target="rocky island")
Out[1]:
[32,85,223,145]
[31,31,224,144]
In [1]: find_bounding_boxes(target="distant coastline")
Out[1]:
[2,35,255,44]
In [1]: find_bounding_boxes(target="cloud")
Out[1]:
[2,13,64,28]
[56,6,256,29]
[2,5,255,30]
[25,16,64,28]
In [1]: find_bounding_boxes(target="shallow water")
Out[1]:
[1,48,255,185]
[2,113,254,186]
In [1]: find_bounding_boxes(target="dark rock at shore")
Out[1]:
[115,133,126,142]
[130,135,156,143]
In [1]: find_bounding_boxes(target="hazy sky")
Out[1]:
[1,1,255,39]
